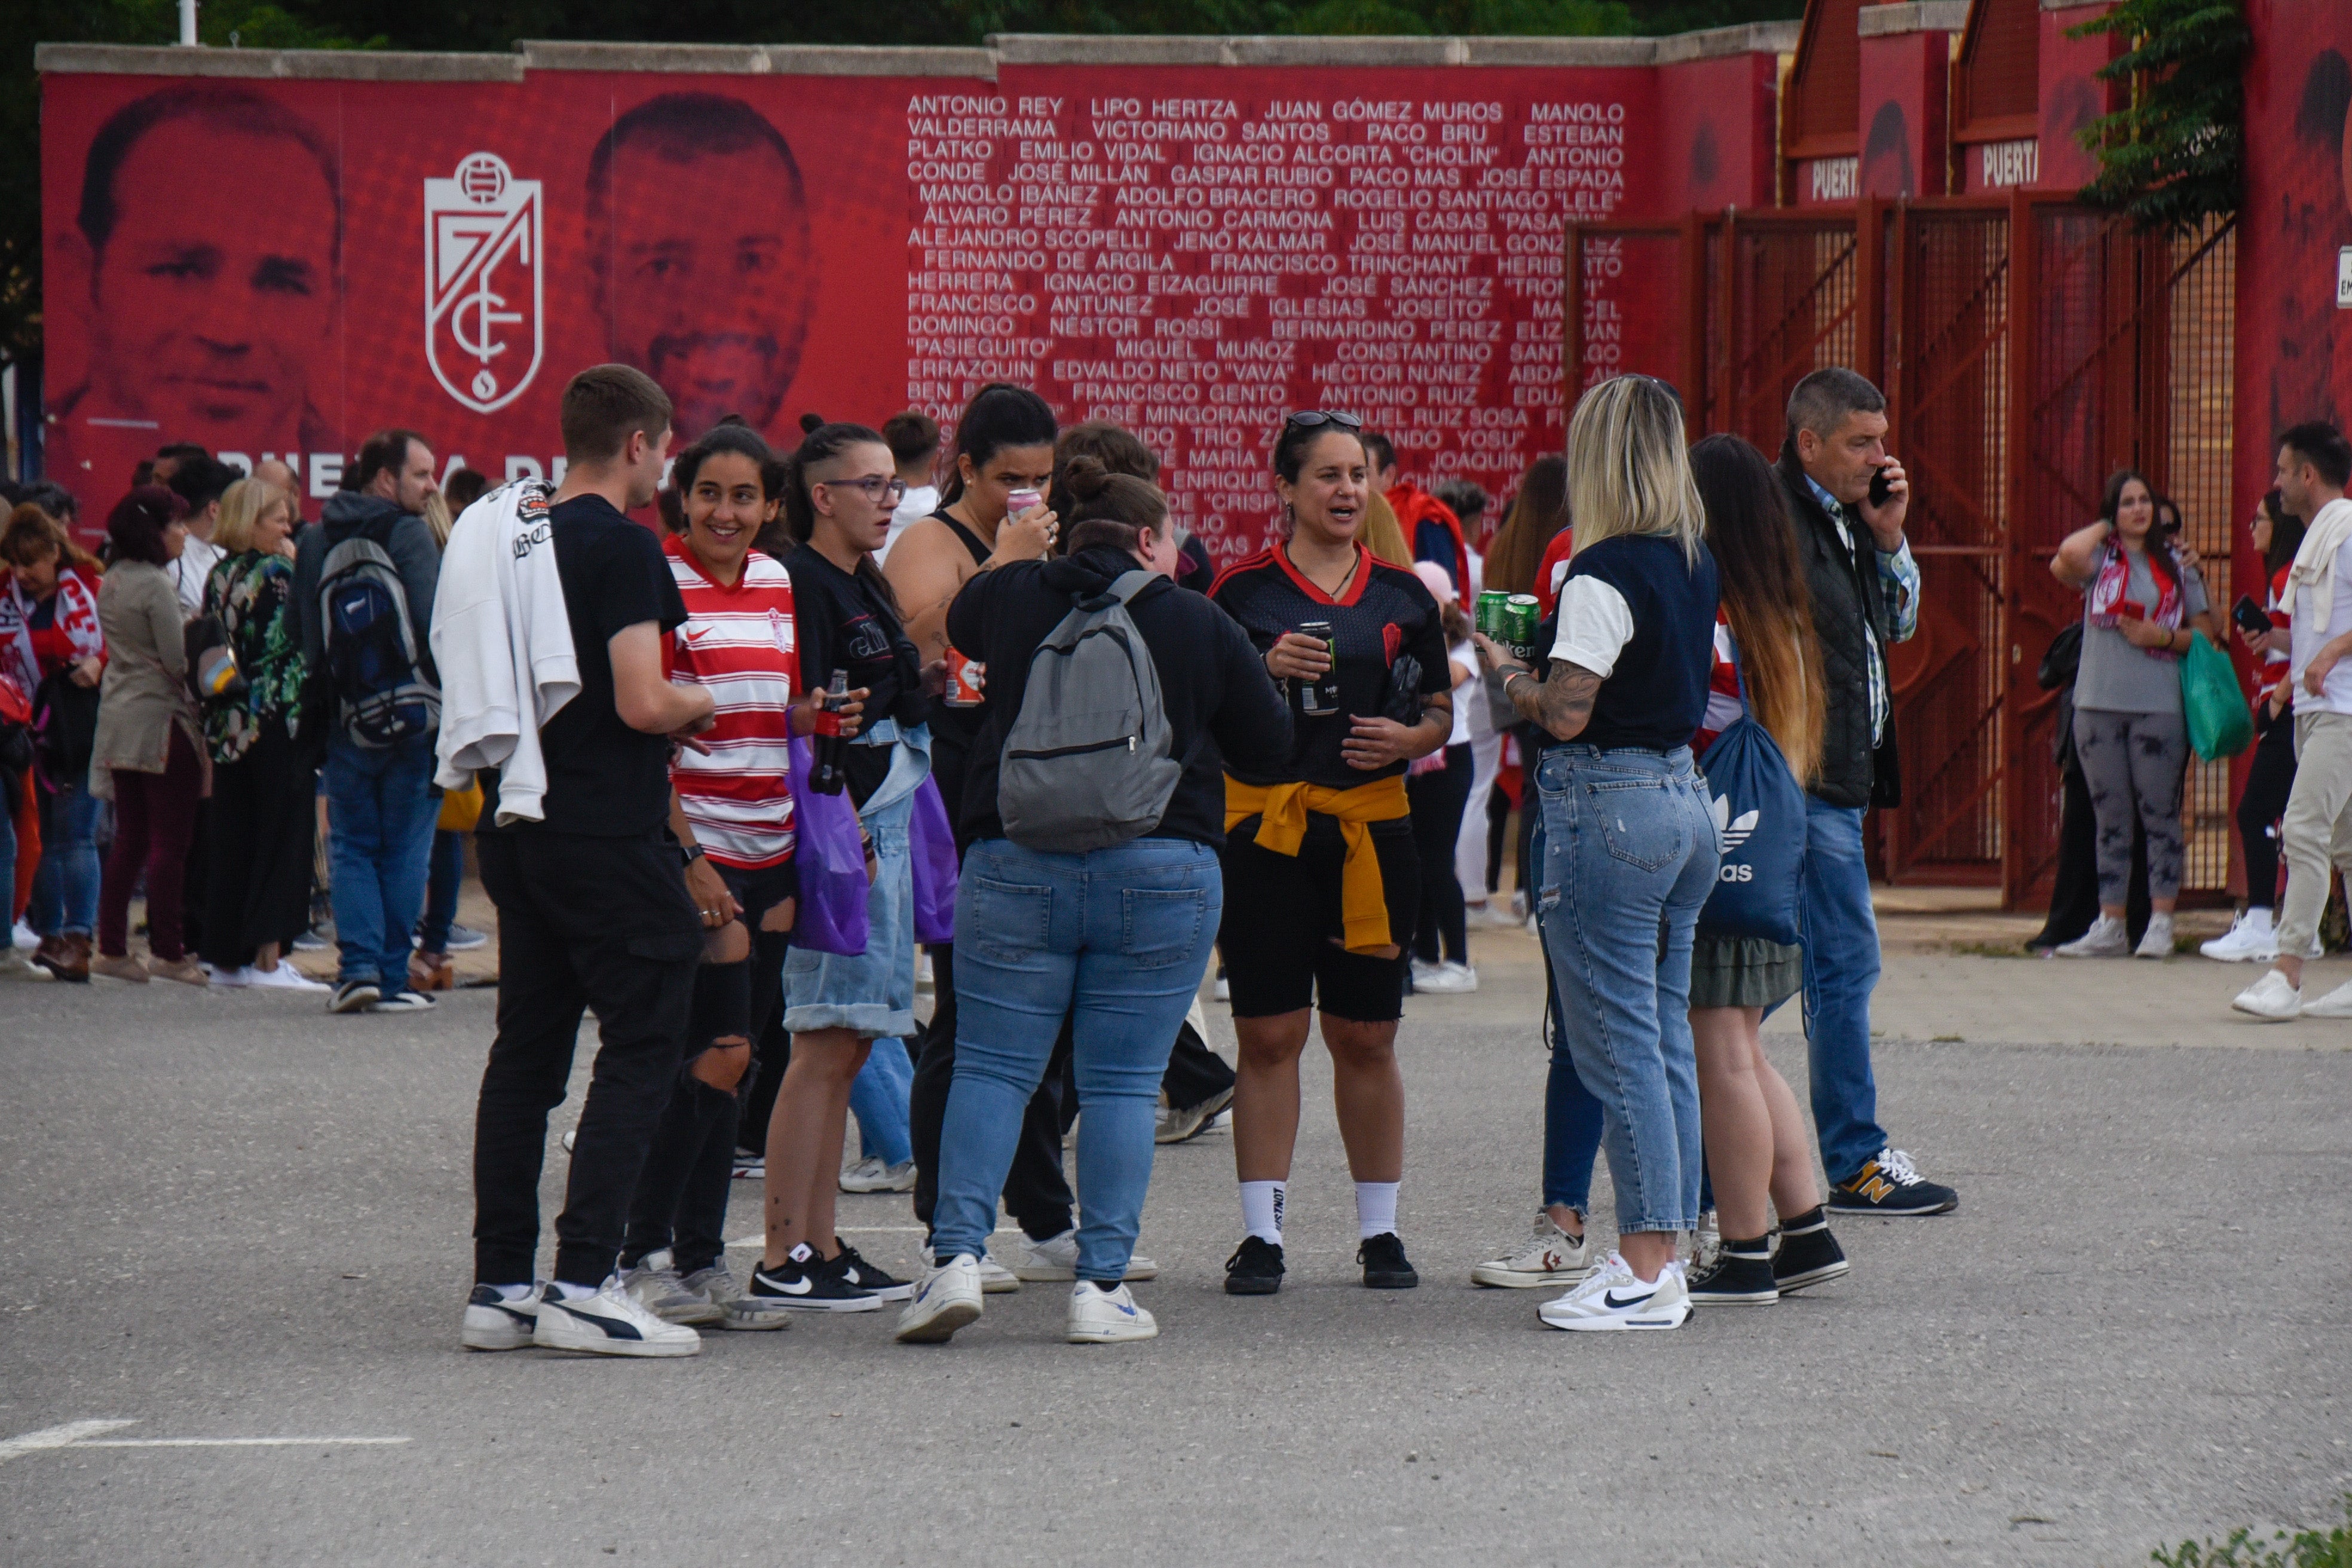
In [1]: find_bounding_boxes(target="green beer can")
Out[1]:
[1475,589,1510,640]
[1502,594,1540,665]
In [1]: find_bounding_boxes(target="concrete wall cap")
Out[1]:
[1653,20,1802,62]
[34,42,523,81]
[514,40,996,76]
[1858,2,1972,35]
[989,34,1236,65]
[1459,36,1661,65]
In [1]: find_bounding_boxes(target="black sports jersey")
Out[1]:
[1209,543,1451,789]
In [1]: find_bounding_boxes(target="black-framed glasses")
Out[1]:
[1283,409,1362,433]
[813,475,908,506]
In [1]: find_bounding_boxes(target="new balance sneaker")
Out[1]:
[730,1148,765,1181]
[825,1241,914,1302]
[370,988,437,1013]
[678,1261,793,1331]
[2134,911,2176,960]
[461,1282,541,1351]
[1223,1235,1285,1295]
[2055,914,2129,958]
[1010,1229,1161,1283]
[622,1249,722,1326]
[2302,978,2352,1018]
[2232,968,2302,1021]
[2201,908,2280,963]
[1471,1214,1591,1288]
[838,1156,917,1193]
[1828,1147,1959,1215]
[895,1254,984,1343]
[1358,1232,1420,1289]
[748,1245,881,1313]
[1771,1214,1851,1293]
[1066,1281,1158,1344]
[1156,1086,1235,1144]
[1536,1254,1691,1331]
[328,980,379,1013]
[532,1277,702,1357]
[1685,1248,1778,1306]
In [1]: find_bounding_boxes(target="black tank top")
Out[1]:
[929,506,993,753]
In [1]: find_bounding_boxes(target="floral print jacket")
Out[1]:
[202,550,308,763]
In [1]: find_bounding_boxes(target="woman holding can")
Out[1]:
[1208,411,1455,1296]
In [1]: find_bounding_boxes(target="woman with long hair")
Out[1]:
[2049,469,2219,958]
[2204,489,2308,962]
[1,505,106,982]
[1677,434,1848,1306]
[195,477,324,991]
[1210,410,1454,1296]
[744,421,936,1314]
[1476,376,1719,1331]
[1483,454,1569,599]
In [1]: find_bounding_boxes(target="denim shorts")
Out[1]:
[783,739,922,1039]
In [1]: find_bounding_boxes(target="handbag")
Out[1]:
[1694,667,1808,945]
[2180,630,2254,761]
[785,734,872,957]
[31,667,100,788]
[183,614,247,704]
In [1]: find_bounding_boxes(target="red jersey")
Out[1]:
[1692,615,1743,752]
[1534,528,1576,617]
[664,535,798,870]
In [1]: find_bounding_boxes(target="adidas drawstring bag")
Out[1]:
[1693,664,1807,945]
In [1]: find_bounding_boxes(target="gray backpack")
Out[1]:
[998,569,1186,852]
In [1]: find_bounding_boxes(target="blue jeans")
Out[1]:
[420,828,464,952]
[30,781,103,938]
[1534,746,1715,1235]
[323,734,439,990]
[849,1036,915,1166]
[933,837,1221,1281]
[1530,812,1606,1214]
[1796,797,1888,1184]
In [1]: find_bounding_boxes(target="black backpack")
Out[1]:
[318,527,437,746]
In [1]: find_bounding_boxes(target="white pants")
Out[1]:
[2277,709,2352,960]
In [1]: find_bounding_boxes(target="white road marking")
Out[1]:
[0,1421,136,1465]
[0,1421,408,1465]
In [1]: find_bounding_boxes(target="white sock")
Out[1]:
[489,1282,537,1303]
[549,1279,598,1301]
[1355,1180,1399,1240]
[1240,1180,1286,1245]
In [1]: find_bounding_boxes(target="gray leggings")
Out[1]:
[2072,708,2188,904]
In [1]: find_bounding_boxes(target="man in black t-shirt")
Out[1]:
[462,366,720,1360]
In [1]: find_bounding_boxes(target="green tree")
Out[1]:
[2070,0,2250,231]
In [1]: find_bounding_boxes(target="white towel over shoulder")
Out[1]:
[431,480,577,824]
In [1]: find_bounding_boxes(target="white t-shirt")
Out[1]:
[2292,507,2352,716]
[1549,574,1636,676]
[1446,638,1475,746]
[878,484,939,564]
[170,535,225,616]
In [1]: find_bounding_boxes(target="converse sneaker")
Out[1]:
[2134,911,2176,960]
[1223,1235,1285,1295]
[1685,1247,1778,1306]
[622,1249,722,1325]
[678,1262,793,1331]
[1010,1229,1160,1283]
[1828,1147,1958,1215]
[2232,968,2303,1021]
[838,1156,917,1193]
[532,1276,702,1357]
[2301,978,2352,1018]
[2201,908,2281,963]
[1358,1232,1419,1289]
[1692,1208,1722,1273]
[825,1241,914,1301]
[461,1282,541,1351]
[1471,1214,1590,1288]
[895,1254,984,1343]
[1537,1254,1691,1331]
[2055,914,2129,957]
[1065,1280,1158,1344]
[748,1244,881,1312]
[1771,1212,1851,1293]
[977,1248,1022,1294]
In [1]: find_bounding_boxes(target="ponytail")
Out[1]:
[780,421,905,620]
[939,382,1056,506]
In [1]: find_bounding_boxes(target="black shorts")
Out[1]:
[1219,813,1419,1022]
[687,858,799,1057]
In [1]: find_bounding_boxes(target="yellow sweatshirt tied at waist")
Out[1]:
[1224,774,1410,954]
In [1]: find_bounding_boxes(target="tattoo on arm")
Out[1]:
[1513,661,1600,740]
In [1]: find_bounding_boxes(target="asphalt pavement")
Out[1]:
[2,923,2347,1566]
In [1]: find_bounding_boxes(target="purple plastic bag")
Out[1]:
[786,735,869,956]
[908,773,958,944]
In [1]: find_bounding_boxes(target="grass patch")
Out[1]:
[2154,1496,2352,1567]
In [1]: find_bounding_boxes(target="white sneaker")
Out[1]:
[621,1249,722,1326]
[2056,914,2129,957]
[1065,1281,1158,1344]
[1421,960,1479,993]
[2134,912,2175,960]
[839,1155,917,1193]
[1537,1253,1691,1332]
[1464,901,1520,930]
[1471,1214,1591,1288]
[1156,1086,1234,1144]
[1010,1229,1160,1282]
[2201,909,2280,963]
[461,1283,541,1350]
[2301,978,2352,1018]
[1692,1208,1722,1274]
[895,1254,984,1343]
[1212,969,1230,1002]
[246,963,329,992]
[210,964,252,987]
[533,1276,702,1357]
[11,920,36,950]
[2232,969,2302,1021]
[977,1249,1021,1294]
[679,1262,793,1331]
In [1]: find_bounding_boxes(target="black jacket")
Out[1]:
[1776,446,1900,809]
[945,545,1294,846]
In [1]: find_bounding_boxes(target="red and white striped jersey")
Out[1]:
[664,534,798,870]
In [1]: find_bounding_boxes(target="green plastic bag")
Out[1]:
[2180,630,2254,761]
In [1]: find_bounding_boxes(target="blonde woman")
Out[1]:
[1475,375,1720,1331]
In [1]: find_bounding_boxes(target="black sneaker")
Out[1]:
[825,1240,913,1302]
[329,979,380,1014]
[1686,1250,1778,1306]
[749,1245,881,1312]
[1223,1235,1285,1295]
[1772,1218,1851,1293]
[1358,1232,1419,1290]
[1827,1148,1958,1216]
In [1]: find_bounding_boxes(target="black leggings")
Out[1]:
[1408,743,1474,964]
[2238,714,2298,912]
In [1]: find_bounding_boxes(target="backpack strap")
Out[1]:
[1074,569,1163,612]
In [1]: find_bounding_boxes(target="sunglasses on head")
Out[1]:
[1284,410,1362,433]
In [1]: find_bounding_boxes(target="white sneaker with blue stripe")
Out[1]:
[1536,1254,1690,1332]
[461,1282,541,1351]
[1065,1280,1157,1344]
[532,1275,702,1357]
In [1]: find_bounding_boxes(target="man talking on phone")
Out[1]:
[1774,368,1959,1217]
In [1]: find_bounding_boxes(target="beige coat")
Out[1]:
[90,559,202,799]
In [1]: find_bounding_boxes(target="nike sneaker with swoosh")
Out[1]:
[1537,1253,1691,1331]
[824,1241,914,1302]
[749,1244,881,1313]
[895,1254,984,1344]
[532,1276,703,1356]
[1065,1280,1158,1344]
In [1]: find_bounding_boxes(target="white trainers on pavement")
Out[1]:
[2300,978,2352,1018]
[976,1249,1021,1293]
[1065,1281,1157,1343]
[1010,1229,1160,1282]
[622,1249,722,1325]
[247,963,329,992]
[838,1155,917,1193]
[1411,960,1479,993]
[533,1276,702,1356]
[1536,1254,1691,1332]
[2134,912,2176,959]
[461,1283,541,1350]
[1470,1213,1590,1288]
[2056,914,2129,957]
[680,1262,793,1331]
[2232,969,2303,1021]
[895,1254,984,1343]
[2201,908,2280,962]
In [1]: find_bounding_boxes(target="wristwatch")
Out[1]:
[681,843,706,866]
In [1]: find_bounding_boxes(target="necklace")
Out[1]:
[1287,541,1359,600]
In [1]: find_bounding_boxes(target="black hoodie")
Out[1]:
[945,545,1293,847]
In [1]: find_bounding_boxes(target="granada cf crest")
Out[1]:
[424,152,543,414]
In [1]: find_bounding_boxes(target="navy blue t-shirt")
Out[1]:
[1541,533,1719,752]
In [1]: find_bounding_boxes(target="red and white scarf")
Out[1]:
[0,566,105,696]
[2085,540,2182,659]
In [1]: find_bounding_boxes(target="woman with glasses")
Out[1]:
[743,421,940,1315]
[1209,409,1455,1296]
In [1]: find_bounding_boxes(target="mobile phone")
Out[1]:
[2232,594,2273,639]
[1867,464,1895,509]
[2118,601,2146,620]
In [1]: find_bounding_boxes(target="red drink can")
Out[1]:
[944,648,986,707]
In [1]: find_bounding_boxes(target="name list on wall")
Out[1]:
[904,78,1639,562]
